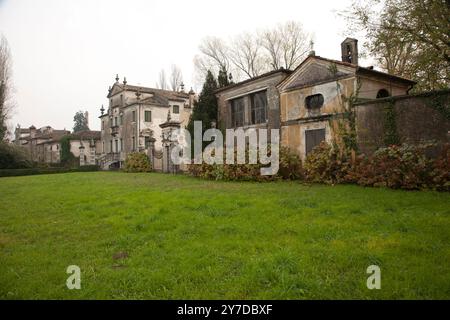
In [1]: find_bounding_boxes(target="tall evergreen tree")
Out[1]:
[187,70,218,150]
[217,66,229,88]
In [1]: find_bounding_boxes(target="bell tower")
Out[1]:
[341,38,358,65]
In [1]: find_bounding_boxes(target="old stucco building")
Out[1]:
[215,69,292,133]
[13,125,101,165]
[278,38,415,158]
[14,125,70,163]
[216,38,416,159]
[98,76,195,169]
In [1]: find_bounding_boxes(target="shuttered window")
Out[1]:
[305,128,326,155]
[144,110,151,122]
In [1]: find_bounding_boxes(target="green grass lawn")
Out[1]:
[0,172,449,299]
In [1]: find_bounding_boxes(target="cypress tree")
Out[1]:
[187,70,218,151]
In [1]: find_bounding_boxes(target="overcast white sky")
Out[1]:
[0,0,368,131]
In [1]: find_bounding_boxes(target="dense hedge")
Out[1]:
[188,142,450,191]
[188,147,302,181]
[0,165,99,177]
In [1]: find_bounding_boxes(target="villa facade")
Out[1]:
[98,76,196,169]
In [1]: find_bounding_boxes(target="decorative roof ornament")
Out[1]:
[115,74,119,82]
[135,90,141,100]
[180,82,185,92]
[100,104,105,115]
[123,77,127,85]
[189,87,195,95]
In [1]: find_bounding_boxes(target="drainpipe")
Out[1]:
[406,84,414,95]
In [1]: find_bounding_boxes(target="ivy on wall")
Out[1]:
[383,100,400,146]
[59,136,77,166]
[331,76,360,154]
[427,92,450,120]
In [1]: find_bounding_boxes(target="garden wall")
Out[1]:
[355,89,450,155]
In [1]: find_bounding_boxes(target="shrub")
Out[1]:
[303,142,353,184]
[278,147,303,180]
[351,144,433,189]
[0,143,32,169]
[123,152,152,173]
[188,146,303,181]
[428,144,450,191]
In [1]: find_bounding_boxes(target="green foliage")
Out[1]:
[351,143,449,190]
[345,0,449,91]
[0,172,449,299]
[332,77,359,153]
[427,91,450,120]
[73,110,89,132]
[187,70,218,152]
[0,142,32,169]
[278,147,303,180]
[59,135,77,166]
[303,142,353,184]
[304,141,450,191]
[188,147,302,181]
[217,66,229,88]
[0,165,99,177]
[383,100,400,146]
[123,152,152,173]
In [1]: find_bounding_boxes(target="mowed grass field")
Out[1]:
[0,172,449,299]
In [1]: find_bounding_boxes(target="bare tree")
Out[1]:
[194,22,311,86]
[229,32,266,78]
[0,35,13,141]
[169,64,183,91]
[157,69,168,90]
[197,36,231,76]
[259,28,283,70]
[260,21,311,70]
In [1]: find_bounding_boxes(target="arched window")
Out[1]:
[376,89,390,98]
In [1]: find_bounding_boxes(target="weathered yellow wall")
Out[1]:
[280,77,355,158]
[358,76,410,99]
[280,77,356,123]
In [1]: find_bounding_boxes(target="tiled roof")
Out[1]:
[68,130,101,140]
[108,82,190,101]
[280,55,416,88]
[215,69,293,94]
[30,130,70,144]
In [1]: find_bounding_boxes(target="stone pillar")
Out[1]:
[79,144,85,166]
[159,111,181,173]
